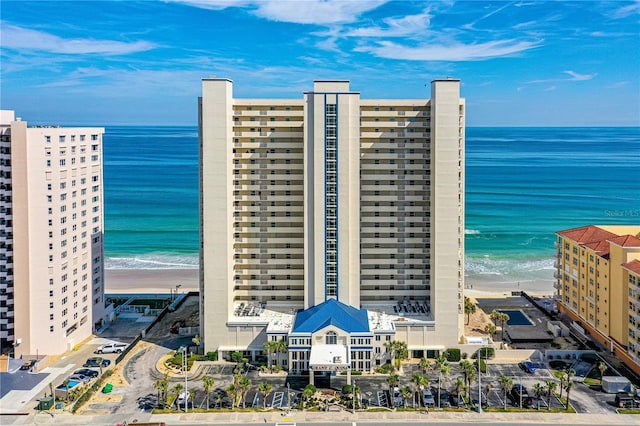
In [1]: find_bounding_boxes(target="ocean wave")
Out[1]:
[105,254,199,269]
[464,229,481,235]
[465,256,555,276]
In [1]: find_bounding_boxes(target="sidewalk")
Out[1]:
[8,409,640,425]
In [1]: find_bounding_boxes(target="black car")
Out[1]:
[20,360,35,371]
[511,384,533,408]
[83,357,111,368]
[74,368,99,378]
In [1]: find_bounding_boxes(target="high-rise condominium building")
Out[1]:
[199,79,465,377]
[0,110,107,357]
[556,225,640,375]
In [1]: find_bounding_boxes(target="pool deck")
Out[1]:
[477,296,554,343]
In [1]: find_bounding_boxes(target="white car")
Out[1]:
[95,342,128,354]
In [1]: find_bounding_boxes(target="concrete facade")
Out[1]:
[0,110,107,357]
[199,79,465,366]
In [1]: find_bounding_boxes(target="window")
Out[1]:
[326,331,337,345]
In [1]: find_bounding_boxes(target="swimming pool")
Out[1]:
[58,380,80,390]
[498,309,533,326]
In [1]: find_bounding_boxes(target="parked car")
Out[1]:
[20,360,36,371]
[511,384,534,407]
[437,391,451,408]
[615,392,640,408]
[170,320,185,334]
[449,393,466,407]
[393,386,403,407]
[95,342,128,354]
[519,360,537,374]
[68,373,92,383]
[176,391,192,408]
[83,357,111,368]
[74,368,99,378]
[423,388,435,407]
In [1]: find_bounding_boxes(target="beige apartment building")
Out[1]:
[0,110,107,357]
[556,224,640,375]
[199,79,465,376]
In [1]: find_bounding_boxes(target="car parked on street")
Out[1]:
[83,357,111,368]
[74,368,99,378]
[95,342,128,354]
[20,360,35,371]
[68,373,92,383]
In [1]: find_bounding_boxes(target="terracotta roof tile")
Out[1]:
[557,225,618,244]
[608,235,640,248]
[623,259,640,275]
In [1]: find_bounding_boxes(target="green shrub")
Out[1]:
[476,347,495,359]
[444,348,461,362]
[374,363,395,374]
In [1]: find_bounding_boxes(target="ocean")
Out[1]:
[103,126,640,290]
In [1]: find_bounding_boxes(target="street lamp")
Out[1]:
[287,382,291,412]
[180,346,188,413]
[173,284,182,302]
[477,348,483,413]
[353,379,356,414]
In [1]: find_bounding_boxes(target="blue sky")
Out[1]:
[1,1,639,126]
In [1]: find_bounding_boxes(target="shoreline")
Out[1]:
[105,268,555,297]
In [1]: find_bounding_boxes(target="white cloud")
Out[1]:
[544,85,556,91]
[564,70,596,81]
[0,22,155,55]
[170,0,387,24]
[607,81,628,89]
[167,0,251,10]
[343,8,432,37]
[609,1,640,19]
[357,39,541,61]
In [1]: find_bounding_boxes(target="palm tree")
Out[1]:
[411,373,428,409]
[454,377,466,405]
[302,384,316,410]
[544,379,557,410]
[154,374,169,407]
[400,386,412,408]
[464,296,477,325]
[274,339,288,370]
[460,359,477,399]
[387,373,400,408]
[263,341,278,371]
[532,383,544,410]
[384,340,397,366]
[418,357,429,374]
[226,383,238,409]
[384,340,408,371]
[434,355,449,409]
[559,368,575,401]
[172,383,184,408]
[238,376,252,408]
[258,381,272,409]
[484,323,497,341]
[485,383,492,407]
[202,376,215,409]
[564,380,574,410]
[598,361,607,381]
[498,375,513,409]
[499,313,510,341]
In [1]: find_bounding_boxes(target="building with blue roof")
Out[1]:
[200,78,466,378]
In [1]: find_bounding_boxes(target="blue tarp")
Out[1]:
[292,299,369,333]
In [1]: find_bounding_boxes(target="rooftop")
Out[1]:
[293,299,370,334]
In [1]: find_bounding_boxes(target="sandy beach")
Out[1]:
[105,267,555,297]
[104,268,199,294]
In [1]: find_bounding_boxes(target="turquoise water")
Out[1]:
[103,126,640,286]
